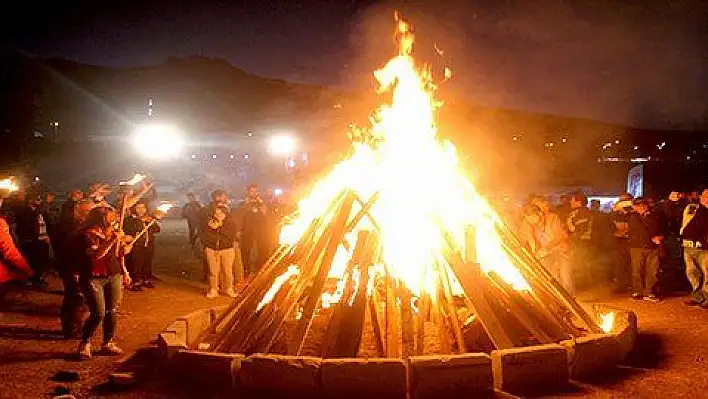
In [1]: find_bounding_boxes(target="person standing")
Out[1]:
[74,206,133,359]
[681,189,708,307]
[60,189,85,226]
[124,201,161,290]
[181,193,203,248]
[627,198,664,302]
[14,191,52,287]
[519,203,574,295]
[0,187,33,305]
[201,190,239,298]
[567,192,595,289]
[55,199,94,338]
[238,184,268,277]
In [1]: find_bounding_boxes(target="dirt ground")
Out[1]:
[0,219,706,398]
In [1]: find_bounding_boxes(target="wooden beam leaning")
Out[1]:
[290,191,355,355]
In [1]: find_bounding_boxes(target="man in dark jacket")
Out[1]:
[201,190,239,298]
[237,184,269,277]
[681,189,708,307]
[628,198,664,301]
[182,193,203,247]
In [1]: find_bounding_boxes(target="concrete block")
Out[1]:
[492,344,569,395]
[173,350,244,392]
[410,353,493,399]
[320,358,407,399]
[157,331,187,360]
[241,354,321,395]
[562,334,622,378]
[164,320,187,344]
[177,309,211,347]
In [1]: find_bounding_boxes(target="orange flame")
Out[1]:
[274,15,530,308]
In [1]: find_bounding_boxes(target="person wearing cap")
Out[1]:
[627,198,664,301]
[680,189,708,307]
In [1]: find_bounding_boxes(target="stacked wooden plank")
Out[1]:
[199,188,601,357]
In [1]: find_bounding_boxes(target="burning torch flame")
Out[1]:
[156,203,174,213]
[599,312,615,333]
[0,178,19,193]
[120,173,147,186]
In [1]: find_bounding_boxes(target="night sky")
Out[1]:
[4,0,708,129]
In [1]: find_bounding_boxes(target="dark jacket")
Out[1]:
[182,201,203,223]
[681,204,708,248]
[124,215,161,250]
[200,203,238,250]
[628,211,663,249]
[13,204,50,243]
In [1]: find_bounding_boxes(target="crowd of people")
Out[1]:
[181,184,290,299]
[1,175,706,363]
[514,189,708,304]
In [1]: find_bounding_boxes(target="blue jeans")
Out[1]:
[81,274,122,344]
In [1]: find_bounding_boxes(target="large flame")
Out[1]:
[277,15,529,301]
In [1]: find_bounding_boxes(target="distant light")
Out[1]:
[631,157,651,163]
[229,154,235,159]
[287,159,296,168]
[561,137,568,143]
[273,188,283,196]
[686,156,691,161]
[615,139,620,144]
[268,134,297,155]
[131,123,185,161]
[243,154,250,160]
[34,176,40,182]
[633,146,639,150]
[512,136,518,142]
[212,154,217,159]
[247,132,253,137]
[191,154,196,159]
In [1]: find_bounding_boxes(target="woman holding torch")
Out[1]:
[75,206,133,359]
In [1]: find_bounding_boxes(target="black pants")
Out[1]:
[187,220,199,246]
[127,246,155,280]
[20,240,50,283]
[240,232,269,276]
[59,268,82,334]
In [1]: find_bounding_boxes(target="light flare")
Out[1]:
[599,312,616,333]
[0,178,19,193]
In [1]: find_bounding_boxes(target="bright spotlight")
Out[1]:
[131,123,185,161]
[268,134,297,156]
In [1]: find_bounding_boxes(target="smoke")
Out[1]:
[342,0,708,130]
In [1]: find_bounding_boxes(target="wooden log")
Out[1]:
[320,231,372,357]
[439,264,467,353]
[495,225,602,334]
[220,209,340,353]
[441,238,522,349]
[290,191,355,355]
[486,272,566,344]
[328,233,375,357]
[398,284,416,357]
[384,272,402,358]
[369,284,386,356]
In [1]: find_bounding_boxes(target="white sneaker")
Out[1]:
[78,342,92,360]
[206,289,219,299]
[225,288,237,298]
[101,341,123,355]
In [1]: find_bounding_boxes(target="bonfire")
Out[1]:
[199,15,608,358]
